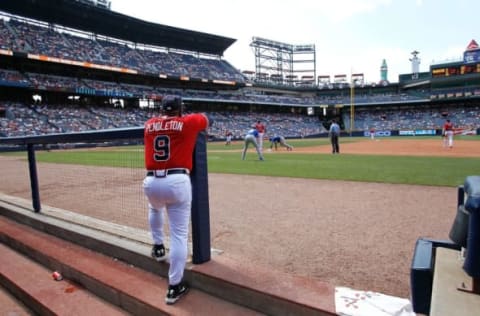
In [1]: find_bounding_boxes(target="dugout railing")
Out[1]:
[0,127,212,264]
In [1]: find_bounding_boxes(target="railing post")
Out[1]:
[27,143,41,212]
[458,185,464,207]
[190,132,211,264]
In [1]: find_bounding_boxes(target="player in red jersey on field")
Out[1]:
[225,130,233,145]
[143,95,210,305]
[254,119,266,153]
[442,118,454,148]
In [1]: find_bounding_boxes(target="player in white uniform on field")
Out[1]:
[242,128,264,161]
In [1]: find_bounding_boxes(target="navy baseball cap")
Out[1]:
[161,95,183,112]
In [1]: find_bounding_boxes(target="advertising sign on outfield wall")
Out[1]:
[363,130,391,137]
[399,130,436,136]
[414,129,436,135]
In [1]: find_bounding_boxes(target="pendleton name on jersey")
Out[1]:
[145,120,184,132]
[144,113,209,171]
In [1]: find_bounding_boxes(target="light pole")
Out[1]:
[350,80,355,136]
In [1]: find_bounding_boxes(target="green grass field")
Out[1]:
[2,136,480,187]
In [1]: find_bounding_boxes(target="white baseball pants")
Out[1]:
[143,173,191,285]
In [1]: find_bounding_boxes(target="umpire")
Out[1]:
[328,119,340,154]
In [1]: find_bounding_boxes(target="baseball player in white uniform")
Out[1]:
[242,128,264,161]
[143,95,210,304]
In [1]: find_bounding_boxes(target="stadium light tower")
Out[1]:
[250,37,316,86]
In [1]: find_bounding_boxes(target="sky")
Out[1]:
[111,0,479,84]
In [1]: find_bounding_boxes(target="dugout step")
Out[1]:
[0,215,263,315]
[0,243,128,316]
[0,275,35,316]
[0,196,337,316]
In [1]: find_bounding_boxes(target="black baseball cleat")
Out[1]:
[151,244,167,262]
[165,281,189,305]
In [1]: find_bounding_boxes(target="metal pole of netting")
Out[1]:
[190,132,211,264]
[27,143,41,212]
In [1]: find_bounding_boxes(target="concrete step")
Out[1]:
[0,196,336,316]
[0,243,129,316]
[0,282,34,316]
[0,216,263,316]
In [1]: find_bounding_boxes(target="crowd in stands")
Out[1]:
[26,72,84,90]
[2,101,479,139]
[0,69,30,86]
[0,102,61,136]
[208,112,325,139]
[0,101,326,138]
[0,17,244,83]
[344,105,480,131]
[0,102,149,136]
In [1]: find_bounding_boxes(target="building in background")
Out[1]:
[379,59,389,85]
[410,51,421,80]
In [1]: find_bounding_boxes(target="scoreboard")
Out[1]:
[431,62,480,78]
[432,47,480,78]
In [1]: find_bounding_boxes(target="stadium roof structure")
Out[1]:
[0,0,236,56]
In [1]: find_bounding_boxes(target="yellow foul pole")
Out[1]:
[350,81,354,135]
